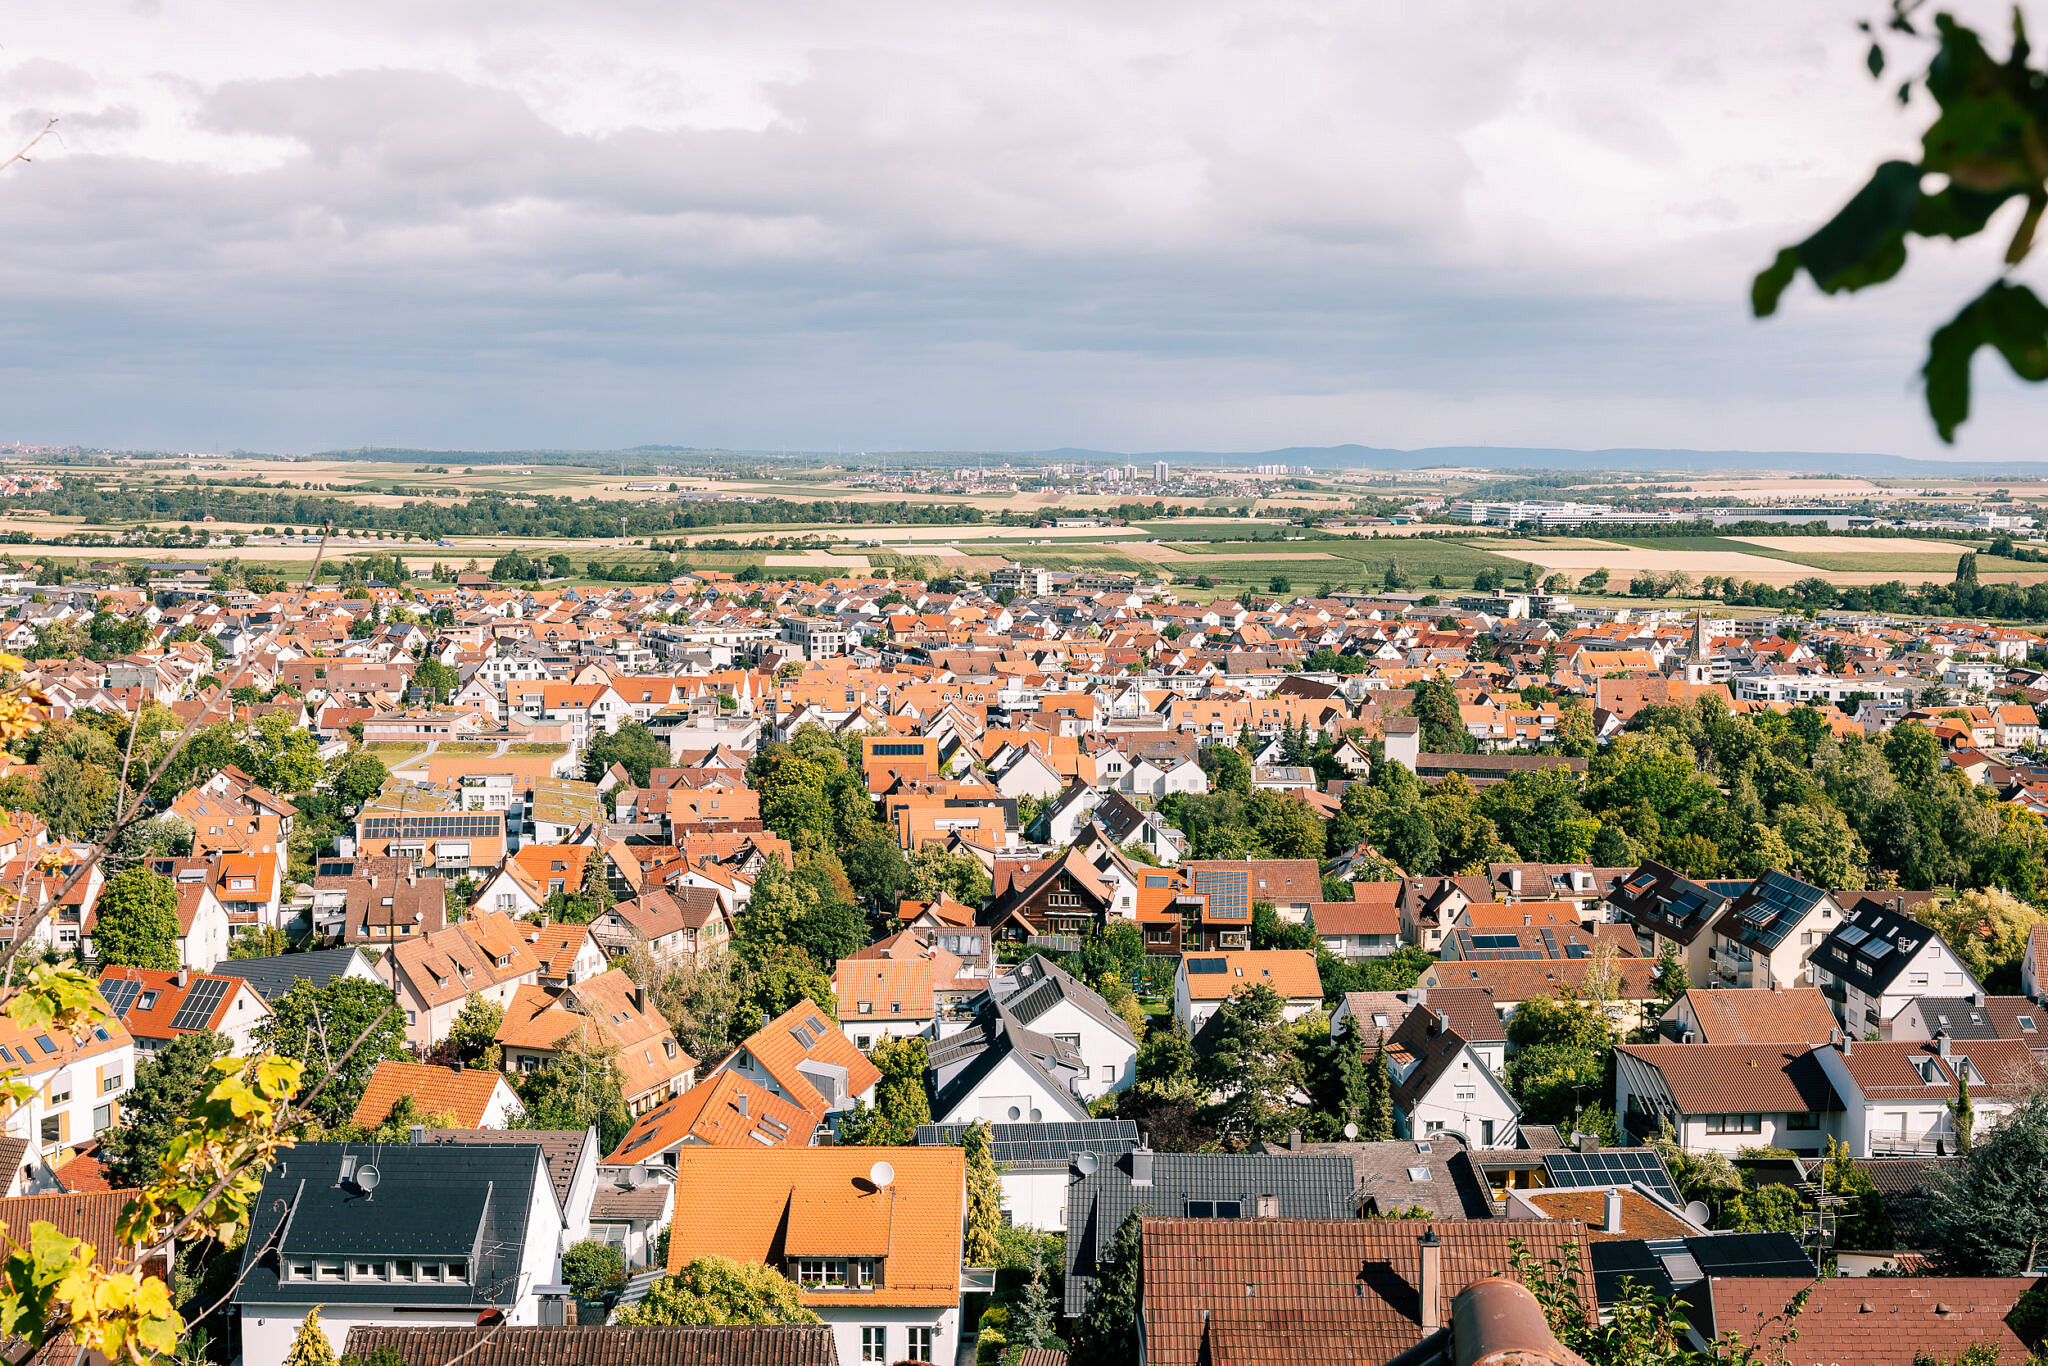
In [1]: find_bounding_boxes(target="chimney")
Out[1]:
[174,968,190,988]
[1772,981,1783,993]
[409,1125,425,1145]
[1843,1035,1854,1056]
[1938,1031,1952,1058]
[1604,1187,1624,1233]
[1418,1231,1443,1332]
[633,985,647,1014]
[1287,1128,1302,1152]
[737,1092,749,1117]
[1973,991,1987,1007]
[1131,1146,1154,1187]
[1508,869,1522,893]
[1577,1133,1599,1155]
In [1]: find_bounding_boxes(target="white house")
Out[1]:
[1613,1042,1842,1159]
[927,1000,1092,1126]
[233,1141,566,1366]
[1386,1005,1520,1149]
[1172,950,1322,1037]
[987,954,1137,1101]
[1812,1034,2043,1157]
[0,987,136,1191]
[914,1118,1141,1232]
[1809,900,1983,1039]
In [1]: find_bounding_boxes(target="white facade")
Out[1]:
[932,1049,1089,1126]
[1011,994,1136,1102]
[1395,1044,1520,1150]
[820,1303,961,1366]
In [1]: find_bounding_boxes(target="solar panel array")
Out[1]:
[169,977,229,1031]
[1543,1149,1682,1207]
[99,979,142,1019]
[1186,958,1228,974]
[915,1119,1140,1166]
[1685,1232,1815,1279]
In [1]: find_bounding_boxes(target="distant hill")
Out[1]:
[1026,444,2048,477]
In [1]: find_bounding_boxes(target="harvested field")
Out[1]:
[1729,535,1978,554]
[764,552,871,568]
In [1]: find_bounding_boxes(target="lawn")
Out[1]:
[1164,534,1536,590]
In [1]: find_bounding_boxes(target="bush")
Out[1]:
[561,1239,626,1299]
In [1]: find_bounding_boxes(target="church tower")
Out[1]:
[1683,612,1714,685]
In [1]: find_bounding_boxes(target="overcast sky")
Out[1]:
[1,0,2041,458]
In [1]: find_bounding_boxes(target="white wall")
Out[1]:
[1022,997,1135,1101]
[997,1169,1070,1232]
[819,1303,959,1366]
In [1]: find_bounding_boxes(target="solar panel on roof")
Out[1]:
[169,977,229,1031]
[1837,926,1869,947]
[99,979,142,1019]
[1863,941,1894,961]
[1187,958,1228,974]
[1542,1150,1682,1207]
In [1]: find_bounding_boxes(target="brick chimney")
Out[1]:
[1418,1231,1443,1331]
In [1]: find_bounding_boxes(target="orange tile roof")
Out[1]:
[665,1146,964,1307]
[495,968,695,1102]
[348,1061,511,1130]
[736,999,882,1112]
[602,1071,820,1163]
[831,958,937,1023]
[1179,950,1322,1001]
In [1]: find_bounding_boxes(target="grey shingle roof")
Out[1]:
[208,946,376,1001]
[235,1142,547,1309]
[997,953,1137,1044]
[1062,1150,1354,1316]
[420,1128,594,1216]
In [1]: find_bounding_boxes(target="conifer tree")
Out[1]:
[282,1309,336,1366]
[1069,1210,1143,1366]
[962,1119,1004,1266]
[1364,1035,1395,1141]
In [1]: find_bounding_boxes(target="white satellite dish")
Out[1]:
[1076,1152,1100,1175]
[1344,1122,1360,1140]
[868,1161,895,1189]
[1683,1200,1710,1226]
[356,1165,381,1198]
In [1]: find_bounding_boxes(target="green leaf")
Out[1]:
[1868,42,1886,77]
[1751,248,1799,317]
[1910,183,2021,239]
[1797,159,1924,292]
[1922,280,2048,441]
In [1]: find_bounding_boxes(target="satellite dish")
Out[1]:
[1076,1152,1100,1175]
[1684,1200,1710,1227]
[868,1161,895,1190]
[356,1165,381,1197]
[1344,1122,1360,1140]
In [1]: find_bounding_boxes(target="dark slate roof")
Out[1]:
[339,1326,839,1366]
[235,1142,549,1309]
[1061,1149,1354,1316]
[1590,1233,1813,1307]
[1252,1136,1492,1221]
[1810,902,1947,998]
[209,946,375,1001]
[1087,793,1150,845]
[420,1128,594,1216]
[996,953,1137,1044]
[1607,862,1742,947]
[915,1120,1140,1170]
[1711,871,1832,954]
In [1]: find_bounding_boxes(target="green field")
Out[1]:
[1164,535,1534,589]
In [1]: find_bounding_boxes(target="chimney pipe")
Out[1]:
[1577,1133,1599,1154]
[1418,1231,1443,1332]
[1938,1031,1952,1058]
[1287,1128,1302,1152]
[737,1092,749,1117]
[1604,1187,1623,1233]
[409,1125,425,1145]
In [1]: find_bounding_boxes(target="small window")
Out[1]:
[137,993,157,1012]
[858,1002,872,1015]
[352,1261,385,1281]
[286,1261,313,1282]
[446,1261,467,1282]
[316,1261,344,1283]
[392,1260,414,1281]
[1406,1167,1433,1182]
[2022,1016,2039,1032]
